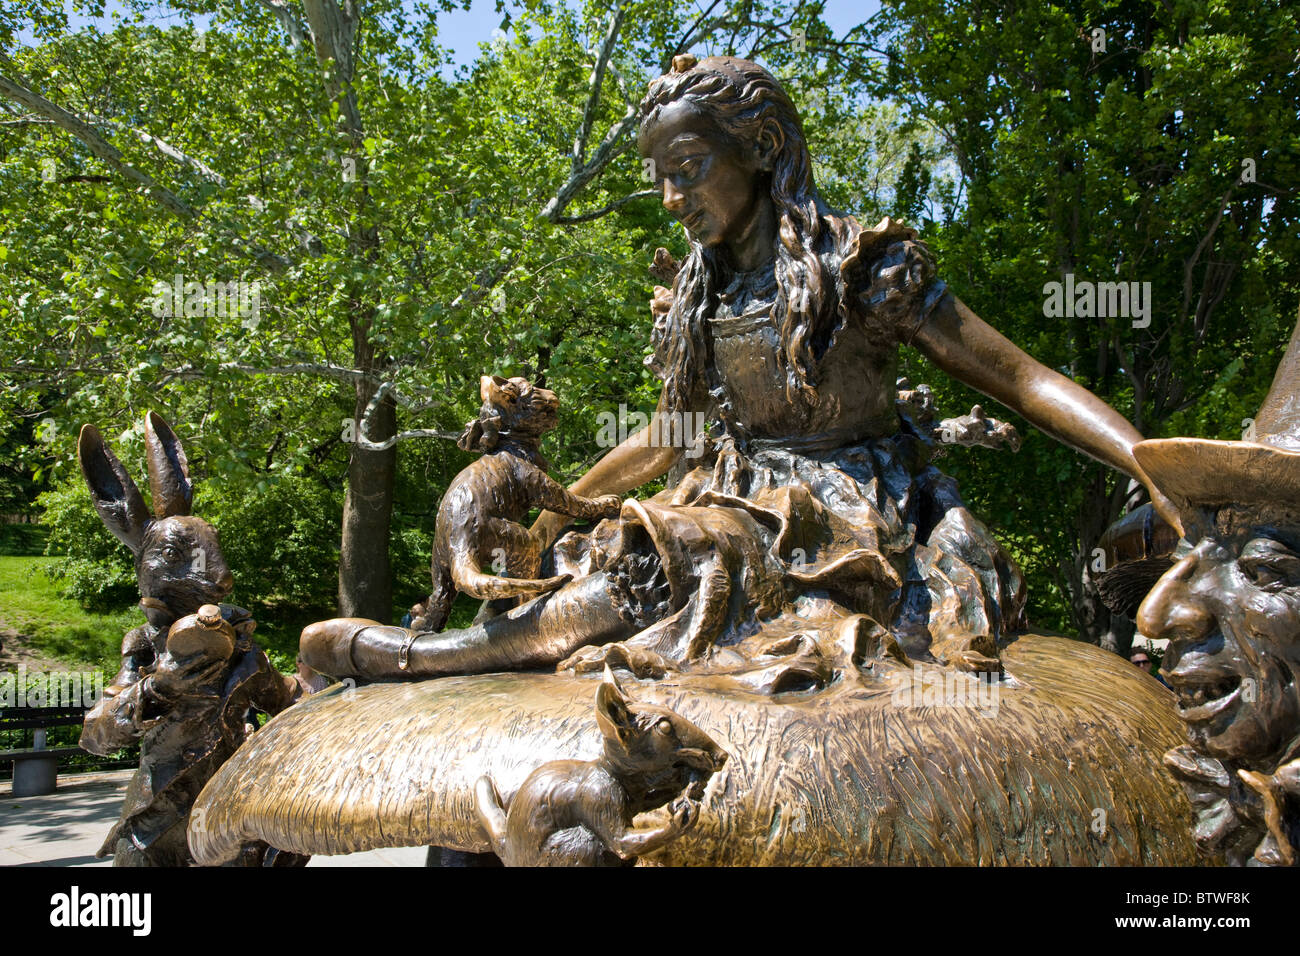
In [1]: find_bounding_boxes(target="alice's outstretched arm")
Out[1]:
[913,293,1181,533]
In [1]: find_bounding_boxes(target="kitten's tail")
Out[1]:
[413,567,456,632]
[451,554,571,601]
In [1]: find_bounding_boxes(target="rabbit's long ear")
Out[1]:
[77,424,150,556]
[144,412,193,518]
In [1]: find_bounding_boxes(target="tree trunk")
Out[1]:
[301,0,396,620]
[339,371,396,621]
[1099,613,1136,658]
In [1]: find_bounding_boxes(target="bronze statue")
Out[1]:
[406,375,622,638]
[301,55,1180,683]
[77,413,307,866]
[1135,311,1300,866]
[191,56,1200,867]
[474,667,725,866]
[1095,502,1180,619]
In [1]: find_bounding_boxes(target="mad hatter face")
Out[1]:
[1138,508,1300,769]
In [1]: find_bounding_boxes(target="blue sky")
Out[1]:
[21,0,882,68]
[437,0,879,67]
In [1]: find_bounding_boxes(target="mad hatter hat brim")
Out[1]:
[1134,437,1300,511]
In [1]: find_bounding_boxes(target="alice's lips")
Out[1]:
[682,210,706,233]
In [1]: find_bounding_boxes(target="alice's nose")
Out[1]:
[1136,551,1213,646]
[662,179,686,214]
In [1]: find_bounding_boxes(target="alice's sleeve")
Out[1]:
[841,218,951,346]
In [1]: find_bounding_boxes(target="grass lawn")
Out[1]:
[0,555,325,674]
[0,555,139,672]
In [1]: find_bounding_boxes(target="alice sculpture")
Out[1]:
[184,55,1203,866]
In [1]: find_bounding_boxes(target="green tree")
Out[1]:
[1,0,921,620]
[873,0,1300,646]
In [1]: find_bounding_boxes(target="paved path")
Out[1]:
[1,771,427,867]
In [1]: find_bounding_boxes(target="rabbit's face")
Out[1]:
[137,515,234,616]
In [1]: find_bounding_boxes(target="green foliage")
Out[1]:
[38,476,138,611]
[0,523,47,556]
[198,476,343,612]
[874,0,1300,635]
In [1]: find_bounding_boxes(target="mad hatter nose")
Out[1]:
[1136,550,1214,646]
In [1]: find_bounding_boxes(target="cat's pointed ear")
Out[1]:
[595,665,634,744]
[78,424,150,556]
[480,375,510,403]
[144,412,192,518]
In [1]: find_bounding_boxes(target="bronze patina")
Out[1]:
[473,667,726,866]
[1136,310,1300,866]
[190,56,1197,867]
[407,374,621,636]
[77,413,308,866]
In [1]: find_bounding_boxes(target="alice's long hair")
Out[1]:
[640,56,851,416]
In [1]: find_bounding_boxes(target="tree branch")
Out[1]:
[572,4,625,173]
[670,0,726,61]
[539,104,639,222]
[552,188,658,224]
[356,382,457,450]
[84,111,228,187]
[302,0,362,136]
[256,0,309,49]
[1179,186,1233,327]
[0,66,291,271]
[0,69,197,220]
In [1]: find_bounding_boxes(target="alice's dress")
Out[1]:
[550,217,1026,683]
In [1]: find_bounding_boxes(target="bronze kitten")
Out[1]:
[411,375,622,632]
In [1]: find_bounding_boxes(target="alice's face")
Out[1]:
[1137,513,1300,768]
[638,100,769,250]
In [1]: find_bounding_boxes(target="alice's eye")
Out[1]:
[679,159,701,179]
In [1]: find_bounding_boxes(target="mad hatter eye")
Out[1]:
[1239,538,1300,590]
